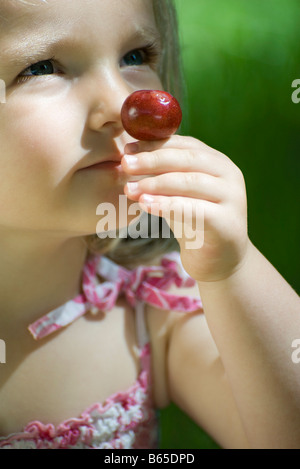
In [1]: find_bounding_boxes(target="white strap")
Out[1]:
[135,300,149,349]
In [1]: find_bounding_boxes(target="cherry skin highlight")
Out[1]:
[121,90,182,141]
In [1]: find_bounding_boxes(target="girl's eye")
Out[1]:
[121,43,161,69]
[18,59,61,81]
[24,60,54,76]
[122,50,145,67]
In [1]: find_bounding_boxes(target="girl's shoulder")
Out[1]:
[143,253,202,409]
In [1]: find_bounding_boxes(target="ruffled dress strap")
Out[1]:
[28,251,203,341]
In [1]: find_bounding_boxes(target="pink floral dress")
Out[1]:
[0,251,203,449]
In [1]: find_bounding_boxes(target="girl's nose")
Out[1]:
[86,67,132,137]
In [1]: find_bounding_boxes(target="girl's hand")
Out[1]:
[122,136,249,283]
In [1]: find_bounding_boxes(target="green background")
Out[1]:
[159,0,300,449]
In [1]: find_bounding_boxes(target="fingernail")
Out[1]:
[124,155,139,169]
[127,182,140,194]
[141,194,155,205]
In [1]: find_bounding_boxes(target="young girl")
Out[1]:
[0,0,299,450]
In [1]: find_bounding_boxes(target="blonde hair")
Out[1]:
[86,0,184,268]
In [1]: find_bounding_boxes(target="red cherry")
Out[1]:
[121,90,182,141]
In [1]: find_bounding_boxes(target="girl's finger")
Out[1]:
[137,195,221,235]
[125,172,225,203]
[122,147,224,178]
[125,135,211,154]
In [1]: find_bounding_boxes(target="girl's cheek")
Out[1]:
[5,81,75,140]
[3,97,81,172]
[122,68,163,91]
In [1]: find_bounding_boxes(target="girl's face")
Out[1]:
[0,0,162,236]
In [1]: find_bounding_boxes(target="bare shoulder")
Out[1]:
[146,279,250,448]
[145,280,202,409]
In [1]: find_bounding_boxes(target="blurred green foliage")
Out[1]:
[159,0,300,449]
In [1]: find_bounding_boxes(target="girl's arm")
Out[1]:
[194,241,300,448]
[123,135,300,449]
[147,286,250,449]
[167,244,300,449]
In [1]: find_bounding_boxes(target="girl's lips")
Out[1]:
[83,161,123,171]
[79,159,143,183]
[79,161,129,180]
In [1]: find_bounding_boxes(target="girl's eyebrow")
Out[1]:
[1,25,162,71]
[130,26,162,46]
[1,33,69,69]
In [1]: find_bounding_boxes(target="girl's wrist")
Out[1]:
[195,238,254,289]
